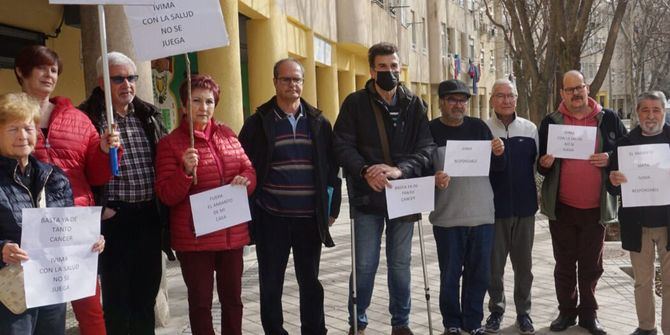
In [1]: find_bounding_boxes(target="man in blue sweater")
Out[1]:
[483,79,539,334]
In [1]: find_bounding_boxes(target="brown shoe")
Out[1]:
[348,326,366,335]
[391,326,414,335]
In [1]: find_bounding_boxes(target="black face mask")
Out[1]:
[375,71,400,91]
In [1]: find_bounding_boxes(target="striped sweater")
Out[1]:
[258,107,316,217]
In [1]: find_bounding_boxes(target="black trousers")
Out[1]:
[255,207,326,335]
[99,201,162,335]
[549,202,604,320]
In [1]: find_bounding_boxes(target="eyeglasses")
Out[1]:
[276,77,304,85]
[562,84,587,95]
[446,97,469,105]
[493,93,517,100]
[110,75,139,84]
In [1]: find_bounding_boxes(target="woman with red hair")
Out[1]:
[155,74,256,335]
[14,45,119,335]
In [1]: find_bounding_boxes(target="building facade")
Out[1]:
[0,0,505,131]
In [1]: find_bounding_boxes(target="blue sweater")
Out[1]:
[485,114,538,219]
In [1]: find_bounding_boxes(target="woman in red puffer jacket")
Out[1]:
[155,74,255,335]
[14,45,119,335]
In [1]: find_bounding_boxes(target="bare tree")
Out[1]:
[484,0,629,124]
[619,0,670,97]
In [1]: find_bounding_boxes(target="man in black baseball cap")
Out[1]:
[438,79,472,99]
[429,78,505,335]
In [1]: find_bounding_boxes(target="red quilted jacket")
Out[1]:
[33,96,113,206]
[155,118,256,251]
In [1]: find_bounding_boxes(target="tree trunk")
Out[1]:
[590,0,629,95]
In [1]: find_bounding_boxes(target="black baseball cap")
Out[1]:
[438,79,471,98]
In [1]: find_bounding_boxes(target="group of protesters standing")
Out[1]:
[0,40,667,335]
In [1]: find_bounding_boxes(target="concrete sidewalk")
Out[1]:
[150,196,652,335]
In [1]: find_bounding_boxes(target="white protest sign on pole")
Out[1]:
[49,0,154,4]
[618,144,670,207]
[20,207,102,308]
[189,184,251,237]
[547,124,597,160]
[443,140,492,177]
[385,176,435,220]
[124,0,229,61]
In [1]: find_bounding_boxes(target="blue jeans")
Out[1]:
[0,302,65,335]
[348,214,414,328]
[433,224,494,331]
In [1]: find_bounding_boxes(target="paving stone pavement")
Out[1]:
[145,193,658,335]
[63,212,652,334]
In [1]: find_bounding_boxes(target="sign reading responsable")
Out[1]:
[443,140,492,177]
[20,207,101,308]
[124,0,229,61]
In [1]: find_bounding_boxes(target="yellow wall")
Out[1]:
[0,0,62,33]
[0,23,85,104]
[246,0,288,111]
[0,69,21,95]
[48,26,86,104]
[239,0,270,19]
[198,0,245,131]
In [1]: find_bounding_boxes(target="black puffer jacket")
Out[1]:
[78,87,167,158]
[606,125,670,252]
[0,155,74,268]
[78,87,172,257]
[334,80,435,222]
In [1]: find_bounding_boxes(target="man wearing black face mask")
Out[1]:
[333,42,436,335]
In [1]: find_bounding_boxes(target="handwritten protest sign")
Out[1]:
[618,144,670,207]
[21,207,101,308]
[547,124,597,160]
[385,176,435,219]
[125,0,229,60]
[189,184,251,237]
[443,140,492,177]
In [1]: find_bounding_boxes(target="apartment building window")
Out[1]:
[469,37,475,60]
[448,27,456,53]
[421,17,427,51]
[411,10,416,49]
[441,23,448,56]
[490,50,495,70]
[399,4,408,26]
[460,32,468,59]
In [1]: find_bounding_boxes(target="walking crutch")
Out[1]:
[350,215,359,334]
[416,218,434,335]
[347,176,359,334]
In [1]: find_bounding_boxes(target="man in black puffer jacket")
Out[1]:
[333,42,435,335]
